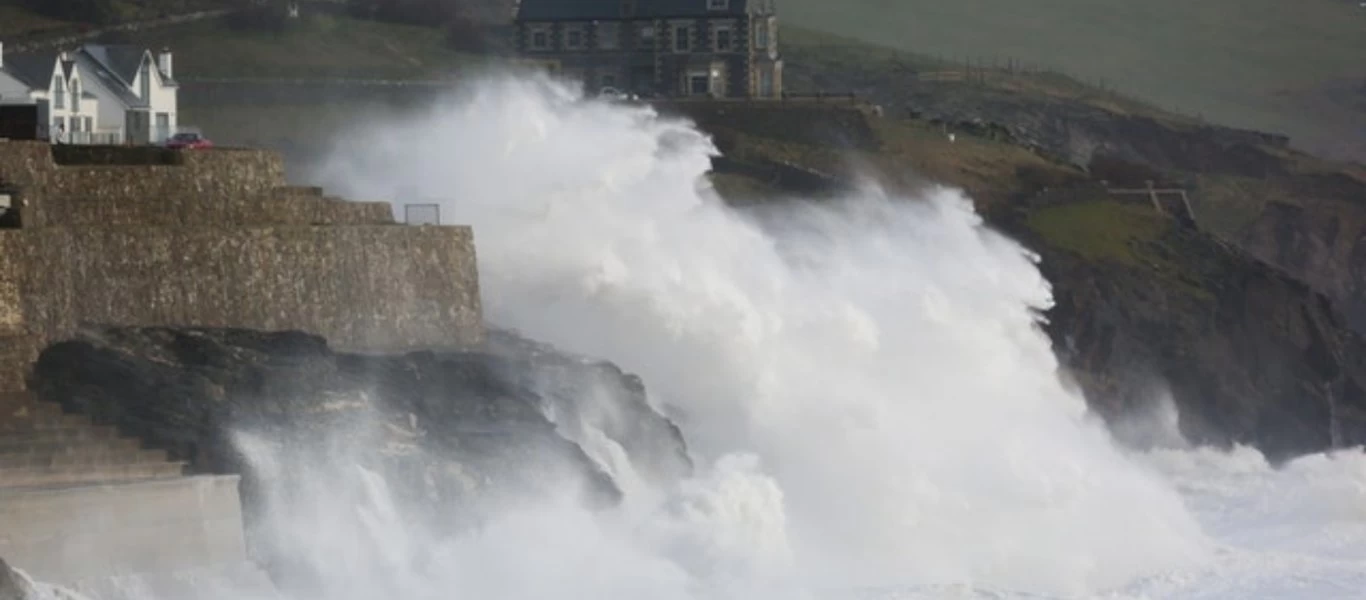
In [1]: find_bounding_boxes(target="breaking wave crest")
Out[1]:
[64,73,1364,600]
[303,74,1211,597]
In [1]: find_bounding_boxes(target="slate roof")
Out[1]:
[517,0,751,20]
[0,52,59,89]
[81,45,148,88]
[72,52,144,108]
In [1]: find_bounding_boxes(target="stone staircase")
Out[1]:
[0,392,185,489]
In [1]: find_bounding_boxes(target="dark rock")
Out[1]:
[28,325,692,585]
[0,559,34,600]
[999,201,1366,462]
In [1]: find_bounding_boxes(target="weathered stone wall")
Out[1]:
[0,140,487,377]
[0,335,43,392]
[37,188,394,228]
[1,226,482,352]
[14,148,288,229]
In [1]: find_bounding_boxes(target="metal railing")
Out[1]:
[404,204,441,226]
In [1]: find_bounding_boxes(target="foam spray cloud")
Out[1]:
[298,73,1217,598]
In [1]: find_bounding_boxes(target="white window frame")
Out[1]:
[687,70,710,96]
[528,24,552,51]
[673,22,692,53]
[713,23,733,52]
[564,24,586,50]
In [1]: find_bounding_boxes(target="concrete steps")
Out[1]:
[0,392,186,489]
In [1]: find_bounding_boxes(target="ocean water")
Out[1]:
[44,74,1366,600]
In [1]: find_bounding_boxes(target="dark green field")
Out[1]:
[780,0,1366,161]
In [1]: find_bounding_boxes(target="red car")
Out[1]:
[165,132,214,150]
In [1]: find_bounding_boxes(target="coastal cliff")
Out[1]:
[26,326,691,589]
[703,92,1366,461]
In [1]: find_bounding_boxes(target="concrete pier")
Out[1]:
[0,392,253,591]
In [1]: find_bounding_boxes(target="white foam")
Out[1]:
[307,73,1211,597]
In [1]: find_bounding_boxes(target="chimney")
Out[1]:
[158,47,173,80]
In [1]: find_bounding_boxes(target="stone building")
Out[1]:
[513,0,783,99]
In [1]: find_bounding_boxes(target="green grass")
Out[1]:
[1025,200,1171,266]
[0,4,75,36]
[0,0,233,35]
[779,0,1366,154]
[115,13,479,79]
[781,27,1190,125]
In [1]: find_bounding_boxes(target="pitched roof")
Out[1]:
[80,44,148,87]
[517,0,752,21]
[72,52,143,108]
[0,52,59,89]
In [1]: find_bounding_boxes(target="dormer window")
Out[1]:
[140,63,151,99]
[71,79,81,112]
[707,0,729,9]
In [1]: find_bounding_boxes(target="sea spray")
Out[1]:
[309,73,1212,596]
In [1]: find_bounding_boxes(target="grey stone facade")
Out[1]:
[514,0,783,99]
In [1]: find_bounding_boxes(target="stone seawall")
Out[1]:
[0,226,482,353]
[0,140,488,385]
[0,475,248,586]
[36,187,394,228]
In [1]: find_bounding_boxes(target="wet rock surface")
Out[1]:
[28,325,692,539]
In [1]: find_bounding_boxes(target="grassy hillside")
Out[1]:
[118,14,478,79]
[0,0,231,35]
[779,0,1366,161]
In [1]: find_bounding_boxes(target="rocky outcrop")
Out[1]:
[27,326,691,545]
[0,560,83,600]
[998,194,1366,462]
[0,559,36,600]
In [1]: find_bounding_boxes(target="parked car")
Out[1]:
[165,132,213,150]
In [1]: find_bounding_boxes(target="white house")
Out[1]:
[0,42,104,143]
[73,44,179,144]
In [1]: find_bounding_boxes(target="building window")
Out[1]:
[688,72,710,96]
[674,24,691,52]
[53,116,65,135]
[755,20,768,50]
[140,64,151,99]
[601,73,617,89]
[71,79,81,112]
[596,22,619,49]
[530,28,550,50]
[633,23,655,50]
[715,26,732,51]
[565,27,584,49]
[53,76,65,109]
[707,0,729,9]
[637,23,655,50]
[759,66,774,97]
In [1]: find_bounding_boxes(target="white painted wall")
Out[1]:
[75,55,133,141]
[147,60,177,142]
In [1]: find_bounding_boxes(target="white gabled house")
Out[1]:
[74,44,179,145]
[0,40,178,145]
[0,42,104,143]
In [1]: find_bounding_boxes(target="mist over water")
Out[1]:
[167,73,1366,600]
